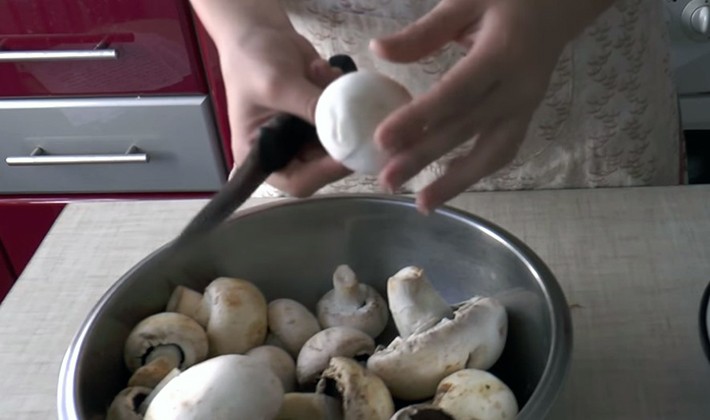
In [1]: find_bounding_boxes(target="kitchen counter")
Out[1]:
[1,185,710,419]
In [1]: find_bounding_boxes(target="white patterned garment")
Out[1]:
[253,0,682,196]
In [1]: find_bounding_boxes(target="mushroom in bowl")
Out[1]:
[58,195,572,420]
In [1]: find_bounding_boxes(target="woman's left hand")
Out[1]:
[371,0,614,213]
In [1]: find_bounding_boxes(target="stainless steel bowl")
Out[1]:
[57,195,573,419]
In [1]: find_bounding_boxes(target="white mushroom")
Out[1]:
[367,267,507,400]
[124,312,208,388]
[268,298,321,358]
[315,70,412,174]
[106,386,152,420]
[316,264,389,338]
[166,277,268,356]
[387,266,453,339]
[145,354,284,420]
[265,332,289,351]
[316,356,394,420]
[206,277,268,355]
[275,393,342,420]
[296,326,375,387]
[166,285,210,327]
[247,345,297,393]
[390,404,454,420]
[432,369,518,420]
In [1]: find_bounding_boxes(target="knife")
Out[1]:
[177,54,357,242]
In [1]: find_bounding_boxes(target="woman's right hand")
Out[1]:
[190,0,351,196]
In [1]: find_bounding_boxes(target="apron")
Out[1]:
[254,0,681,196]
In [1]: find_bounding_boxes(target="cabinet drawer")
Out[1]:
[0,96,226,194]
[0,0,206,96]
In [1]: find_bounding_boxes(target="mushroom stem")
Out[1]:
[146,344,182,367]
[166,286,210,327]
[128,344,183,388]
[387,267,453,339]
[138,368,181,415]
[106,386,152,420]
[332,265,365,308]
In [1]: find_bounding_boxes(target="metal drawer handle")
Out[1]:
[5,146,149,166]
[0,48,118,62]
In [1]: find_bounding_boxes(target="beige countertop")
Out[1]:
[1,186,710,419]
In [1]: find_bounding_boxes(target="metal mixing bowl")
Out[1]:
[57,195,573,419]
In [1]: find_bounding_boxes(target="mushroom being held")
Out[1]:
[268,298,321,358]
[316,356,394,420]
[314,71,412,174]
[296,326,375,387]
[124,312,208,388]
[367,266,508,400]
[247,345,297,392]
[145,354,284,420]
[317,264,389,338]
[432,369,518,420]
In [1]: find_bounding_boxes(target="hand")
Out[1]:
[371,0,614,213]
[220,26,351,196]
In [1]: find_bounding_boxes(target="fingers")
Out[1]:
[370,0,481,63]
[268,150,351,197]
[375,39,501,156]
[374,59,502,191]
[415,119,528,214]
[309,58,342,87]
[378,121,466,191]
[259,74,323,124]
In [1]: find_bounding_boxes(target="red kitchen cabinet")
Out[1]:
[0,203,64,278]
[0,0,231,294]
[0,239,15,303]
[0,0,207,97]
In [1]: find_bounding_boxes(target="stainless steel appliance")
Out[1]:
[665,0,710,130]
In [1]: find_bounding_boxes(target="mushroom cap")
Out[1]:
[106,386,152,420]
[144,354,284,420]
[390,404,454,420]
[296,326,375,386]
[274,393,342,420]
[316,265,389,338]
[432,369,518,420]
[315,71,412,174]
[247,345,297,393]
[366,296,507,400]
[316,356,394,420]
[204,277,268,356]
[268,298,321,358]
[123,312,208,373]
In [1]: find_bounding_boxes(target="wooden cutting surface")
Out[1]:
[1,185,709,419]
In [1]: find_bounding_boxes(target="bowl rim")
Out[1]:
[57,193,573,419]
[699,279,710,364]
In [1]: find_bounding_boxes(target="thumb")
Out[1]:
[269,74,323,124]
[370,0,480,63]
